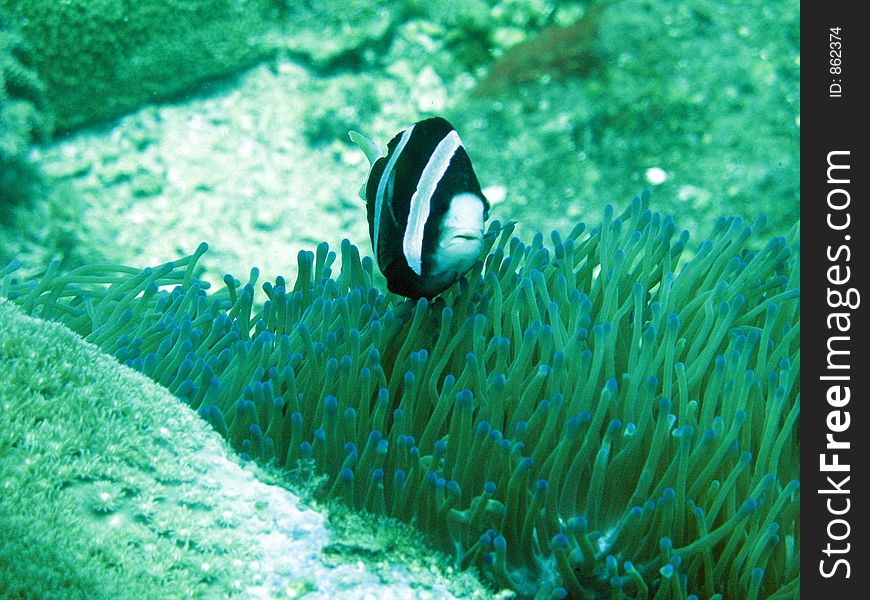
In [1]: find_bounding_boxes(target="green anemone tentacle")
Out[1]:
[3,193,800,599]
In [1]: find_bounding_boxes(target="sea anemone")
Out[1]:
[2,193,800,599]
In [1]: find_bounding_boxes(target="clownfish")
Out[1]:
[349,117,490,299]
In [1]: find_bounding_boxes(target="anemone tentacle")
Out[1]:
[3,192,800,599]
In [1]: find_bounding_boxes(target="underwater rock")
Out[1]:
[280,2,398,71]
[40,153,92,179]
[131,172,164,198]
[97,155,141,185]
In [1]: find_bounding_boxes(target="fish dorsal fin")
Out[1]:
[349,130,384,165]
[349,130,385,201]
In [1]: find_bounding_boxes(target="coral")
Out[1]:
[0,299,249,598]
[0,9,52,216]
[0,10,51,162]
[85,480,127,514]
[3,194,800,598]
[1,298,489,598]
[0,0,276,132]
[278,0,401,72]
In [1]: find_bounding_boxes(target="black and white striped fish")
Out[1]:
[349,117,490,299]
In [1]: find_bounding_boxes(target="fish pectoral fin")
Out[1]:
[348,130,384,165]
